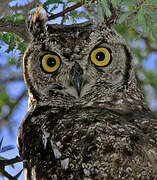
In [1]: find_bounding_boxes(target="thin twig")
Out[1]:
[48,2,83,21]
[61,3,66,25]
[0,167,16,180]
[0,156,22,180]
[0,156,22,166]
[14,169,23,179]
[0,167,23,180]
[48,0,96,21]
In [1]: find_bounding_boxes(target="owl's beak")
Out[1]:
[74,73,82,96]
[71,62,83,97]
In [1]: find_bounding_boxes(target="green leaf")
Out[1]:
[101,0,111,17]
[120,1,135,6]
[97,1,104,21]
[68,0,79,3]
[0,33,16,53]
[2,13,26,23]
[128,16,138,29]
[44,0,63,5]
[138,8,147,32]
[119,10,136,24]
[111,0,119,2]
[0,156,15,168]
[0,156,8,160]
[151,28,157,41]
[111,0,121,6]
[0,88,10,110]
[146,8,157,22]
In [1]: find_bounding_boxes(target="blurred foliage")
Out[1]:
[1,13,26,23]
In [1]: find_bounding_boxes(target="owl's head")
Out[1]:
[24,7,136,107]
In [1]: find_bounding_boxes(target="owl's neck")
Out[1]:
[35,85,150,115]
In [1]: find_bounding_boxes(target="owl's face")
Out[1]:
[24,23,133,105]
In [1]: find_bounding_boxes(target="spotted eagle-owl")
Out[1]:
[17,5,157,180]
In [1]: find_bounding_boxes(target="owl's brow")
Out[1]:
[91,39,121,50]
[94,40,106,49]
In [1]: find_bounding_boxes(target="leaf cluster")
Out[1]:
[117,0,157,41]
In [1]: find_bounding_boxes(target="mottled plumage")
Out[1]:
[18,7,157,180]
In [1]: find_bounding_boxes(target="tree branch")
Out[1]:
[0,20,30,42]
[0,167,16,180]
[0,156,22,180]
[0,156,21,166]
[61,3,66,25]
[48,2,83,21]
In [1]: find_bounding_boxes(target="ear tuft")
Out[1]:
[30,5,47,24]
[27,4,48,40]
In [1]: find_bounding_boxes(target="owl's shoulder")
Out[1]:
[18,104,157,179]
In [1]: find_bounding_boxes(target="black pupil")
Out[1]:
[47,58,56,67]
[96,52,105,61]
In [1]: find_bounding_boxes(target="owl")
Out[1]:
[17,5,157,180]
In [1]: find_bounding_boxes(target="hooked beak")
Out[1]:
[74,73,82,96]
[71,62,83,96]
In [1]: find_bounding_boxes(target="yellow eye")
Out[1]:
[90,47,112,67]
[41,53,61,73]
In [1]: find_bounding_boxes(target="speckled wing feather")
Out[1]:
[18,102,157,180]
